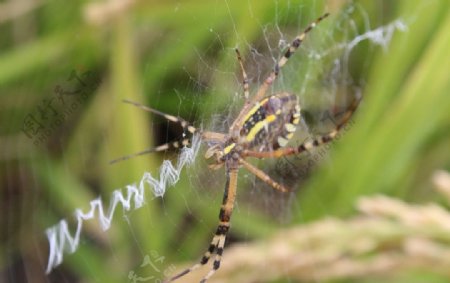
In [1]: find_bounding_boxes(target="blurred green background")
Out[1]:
[1,0,449,282]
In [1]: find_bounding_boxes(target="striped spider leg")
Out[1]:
[109,99,223,164]
[112,13,360,283]
[241,97,360,159]
[163,13,339,283]
[230,12,330,136]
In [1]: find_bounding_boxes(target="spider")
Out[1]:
[112,13,360,283]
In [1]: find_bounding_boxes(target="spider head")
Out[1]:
[204,143,226,170]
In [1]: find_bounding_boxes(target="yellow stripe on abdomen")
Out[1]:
[241,98,269,125]
[245,114,276,142]
[223,143,236,155]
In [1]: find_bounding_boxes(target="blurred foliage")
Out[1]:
[0,0,449,283]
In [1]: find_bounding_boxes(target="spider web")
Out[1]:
[135,3,408,282]
[1,1,414,283]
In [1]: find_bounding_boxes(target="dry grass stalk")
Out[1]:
[173,171,450,282]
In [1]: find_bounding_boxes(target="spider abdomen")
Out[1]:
[240,92,300,151]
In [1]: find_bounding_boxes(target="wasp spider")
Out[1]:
[112,13,360,282]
